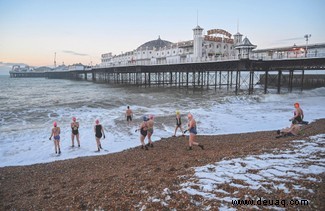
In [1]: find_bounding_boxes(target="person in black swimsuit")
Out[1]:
[173,111,184,137]
[290,102,304,124]
[71,117,80,147]
[137,116,148,150]
[94,119,105,152]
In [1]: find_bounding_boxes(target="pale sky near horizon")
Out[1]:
[0,0,324,75]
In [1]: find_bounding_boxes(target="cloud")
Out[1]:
[276,37,304,42]
[0,62,31,75]
[62,50,89,56]
[0,61,29,67]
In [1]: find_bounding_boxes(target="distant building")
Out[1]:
[100,25,255,67]
[34,66,52,72]
[252,43,325,60]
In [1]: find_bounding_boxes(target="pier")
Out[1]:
[10,58,325,94]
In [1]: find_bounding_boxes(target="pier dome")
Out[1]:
[137,36,172,50]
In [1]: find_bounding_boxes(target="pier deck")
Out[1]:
[10,58,325,94]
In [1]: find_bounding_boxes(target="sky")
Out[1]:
[0,0,324,75]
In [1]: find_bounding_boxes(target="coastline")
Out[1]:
[1,119,324,210]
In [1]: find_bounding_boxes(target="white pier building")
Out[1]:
[100,25,256,67]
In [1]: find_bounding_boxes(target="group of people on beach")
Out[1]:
[126,106,204,151]
[49,117,105,154]
[49,105,205,154]
[49,102,305,154]
[277,102,307,138]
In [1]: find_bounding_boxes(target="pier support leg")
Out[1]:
[277,70,282,94]
[264,70,268,94]
[301,69,305,92]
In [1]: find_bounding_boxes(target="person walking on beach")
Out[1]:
[49,121,61,154]
[137,116,148,150]
[186,113,204,150]
[71,117,80,147]
[173,111,184,137]
[146,115,154,147]
[125,106,133,125]
[290,102,304,124]
[94,119,105,152]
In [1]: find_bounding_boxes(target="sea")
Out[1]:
[1,75,325,167]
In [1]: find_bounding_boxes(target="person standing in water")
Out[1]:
[71,117,80,147]
[94,119,105,152]
[186,113,204,150]
[173,111,184,137]
[137,116,148,150]
[290,102,304,124]
[146,115,154,147]
[125,106,133,125]
[49,121,61,154]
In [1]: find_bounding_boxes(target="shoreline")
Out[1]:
[1,119,324,210]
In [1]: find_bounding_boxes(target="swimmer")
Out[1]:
[71,117,80,147]
[146,115,154,147]
[49,121,61,154]
[137,116,148,150]
[187,113,204,150]
[173,111,184,137]
[94,119,105,152]
[277,120,302,138]
[125,106,133,125]
[290,102,304,124]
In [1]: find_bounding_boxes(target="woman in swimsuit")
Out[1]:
[71,117,80,147]
[146,115,154,147]
[94,119,105,152]
[290,102,304,124]
[138,116,148,150]
[187,113,204,150]
[173,111,184,137]
[49,121,61,154]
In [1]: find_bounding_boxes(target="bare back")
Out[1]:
[52,127,60,136]
[126,109,133,116]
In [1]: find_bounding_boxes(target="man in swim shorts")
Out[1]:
[125,106,133,125]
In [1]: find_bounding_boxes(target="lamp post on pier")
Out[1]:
[304,34,311,57]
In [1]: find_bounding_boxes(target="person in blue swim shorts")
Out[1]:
[49,121,61,154]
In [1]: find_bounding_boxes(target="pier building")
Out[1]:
[100,25,256,67]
